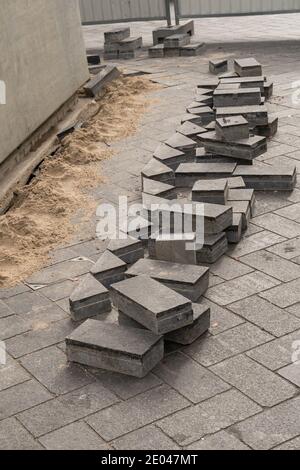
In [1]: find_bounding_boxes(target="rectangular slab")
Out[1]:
[234,58,262,77]
[91,251,127,288]
[165,133,197,156]
[118,37,142,52]
[196,233,228,264]
[213,88,261,107]
[215,116,249,142]
[66,320,164,378]
[227,188,255,215]
[264,82,273,100]
[227,176,246,189]
[186,107,215,125]
[253,117,278,138]
[149,233,197,266]
[148,44,164,59]
[153,143,186,170]
[111,275,193,335]
[216,83,241,90]
[209,59,228,75]
[220,76,265,92]
[164,34,190,48]
[227,200,251,230]
[69,274,111,322]
[175,162,236,187]
[126,258,209,302]
[216,105,268,126]
[141,158,175,186]
[142,178,176,200]
[199,132,267,161]
[226,213,243,244]
[104,27,130,44]
[165,304,211,345]
[176,121,207,142]
[84,66,121,97]
[233,165,297,190]
[192,179,229,205]
[180,43,205,56]
[152,20,194,45]
[108,237,144,265]
[197,78,219,90]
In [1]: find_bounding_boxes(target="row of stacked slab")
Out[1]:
[149,20,205,58]
[65,57,297,379]
[103,27,143,60]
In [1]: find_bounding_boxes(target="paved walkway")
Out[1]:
[1,21,300,450]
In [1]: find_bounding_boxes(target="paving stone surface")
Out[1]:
[2,26,300,449]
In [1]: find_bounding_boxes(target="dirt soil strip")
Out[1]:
[0,76,158,287]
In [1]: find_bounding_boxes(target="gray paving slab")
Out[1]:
[216,116,249,142]
[0,418,42,450]
[111,275,193,335]
[165,303,210,345]
[90,250,127,288]
[112,425,179,450]
[69,274,111,322]
[39,421,109,450]
[192,178,229,205]
[108,237,144,265]
[278,363,300,387]
[153,352,230,404]
[86,384,189,442]
[175,162,236,188]
[157,389,261,446]
[240,250,300,282]
[0,354,30,392]
[213,88,262,107]
[234,58,262,77]
[210,354,296,407]
[202,299,244,336]
[186,430,250,450]
[228,295,300,337]
[231,396,300,450]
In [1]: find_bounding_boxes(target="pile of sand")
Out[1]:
[0,76,157,287]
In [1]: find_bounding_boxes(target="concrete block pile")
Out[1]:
[65,56,297,379]
[149,21,205,58]
[104,27,143,60]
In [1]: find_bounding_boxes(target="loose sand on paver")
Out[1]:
[0,76,158,287]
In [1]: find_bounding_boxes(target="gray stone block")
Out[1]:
[126,217,152,244]
[69,274,111,322]
[227,200,251,230]
[264,81,273,100]
[220,76,265,93]
[118,37,142,52]
[165,304,210,345]
[227,176,246,189]
[142,178,176,199]
[209,59,228,75]
[175,162,236,187]
[90,251,127,288]
[227,188,255,215]
[150,233,197,265]
[192,179,229,205]
[66,320,164,378]
[153,143,186,171]
[165,133,197,156]
[152,20,194,45]
[215,116,249,142]
[226,213,243,244]
[148,44,164,58]
[164,34,190,48]
[108,237,144,265]
[217,83,241,90]
[234,58,262,77]
[84,66,121,97]
[104,52,119,61]
[196,233,228,264]
[164,47,180,57]
[218,71,239,79]
[176,121,207,142]
[181,113,208,126]
[111,275,193,335]
[104,27,130,44]
[141,158,175,186]
[213,87,262,107]
[253,117,278,138]
[195,148,232,164]
[216,105,268,126]
[233,165,297,190]
[193,94,214,106]
[199,132,267,162]
[187,106,215,125]
[126,258,209,302]
[180,43,205,56]
[197,78,219,90]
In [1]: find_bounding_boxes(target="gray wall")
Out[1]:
[178,0,300,17]
[79,0,168,24]
[0,0,89,165]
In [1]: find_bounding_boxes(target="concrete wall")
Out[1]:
[0,0,89,165]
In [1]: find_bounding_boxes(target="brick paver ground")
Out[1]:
[1,15,300,450]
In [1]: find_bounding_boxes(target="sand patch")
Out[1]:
[0,76,157,287]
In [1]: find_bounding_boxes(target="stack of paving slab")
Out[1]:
[65,236,211,379]
[65,56,297,381]
[104,27,143,60]
[149,20,205,58]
